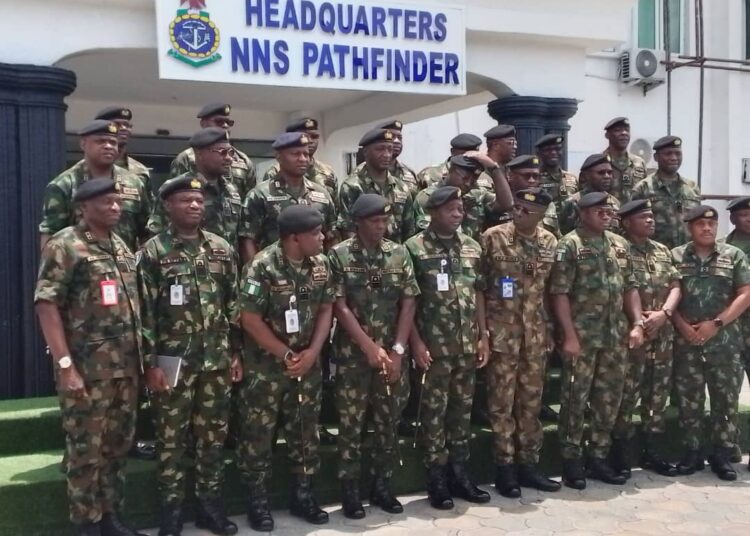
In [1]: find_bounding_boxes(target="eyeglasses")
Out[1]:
[211,118,235,128]
[209,147,236,158]
[593,208,615,217]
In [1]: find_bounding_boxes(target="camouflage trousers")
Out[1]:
[674,347,742,451]
[487,350,545,465]
[237,366,322,487]
[335,361,408,480]
[152,368,232,507]
[612,347,673,440]
[58,376,137,524]
[558,345,627,459]
[420,354,476,467]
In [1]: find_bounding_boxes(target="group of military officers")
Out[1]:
[33,103,750,536]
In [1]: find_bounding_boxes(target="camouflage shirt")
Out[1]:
[356,160,419,195]
[337,167,416,243]
[414,181,497,242]
[558,189,621,237]
[631,172,701,250]
[724,230,750,346]
[603,149,647,204]
[262,158,338,200]
[481,223,557,355]
[147,173,243,247]
[239,177,336,249]
[39,161,151,252]
[417,160,449,190]
[549,230,638,349]
[406,229,485,357]
[138,228,241,371]
[671,241,750,353]
[538,167,578,211]
[116,154,153,203]
[171,146,257,200]
[239,243,335,379]
[34,222,141,380]
[328,237,420,364]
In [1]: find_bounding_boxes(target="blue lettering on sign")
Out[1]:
[300,0,316,30]
[433,12,447,42]
[231,37,289,74]
[371,7,386,37]
[337,3,353,34]
[266,0,280,28]
[282,0,299,28]
[319,2,335,34]
[353,6,370,35]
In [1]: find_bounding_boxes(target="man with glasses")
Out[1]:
[478,125,517,216]
[557,154,620,236]
[416,133,483,190]
[602,117,647,204]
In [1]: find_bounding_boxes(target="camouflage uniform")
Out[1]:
[538,168,578,213]
[405,229,485,466]
[631,173,701,249]
[338,168,416,243]
[263,158,338,201]
[671,242,750,451]
[549,230,638,459]
[414,182,497,242]
[237,244,335,485]
[138,228,241,507]
[481,223,557,465]
[557,190,621,237]
[724,230,750,384]
[35,222,141,524]
[328,237,420,479]
[116,155,153,203]
[602,150,647,204]
[171,146,257,200]
[417,160,449,190]
[355,160,419,195]
[612,239,680,441]
[239,177,337,251]
[39,161,151,252]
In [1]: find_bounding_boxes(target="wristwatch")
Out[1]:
[713,318,724,328]
[633,320,645,328]
[282,349,294,363]
[486,164,500,173]
[391,343,405,356]
[661,308,673,319]
[57,355,72,370]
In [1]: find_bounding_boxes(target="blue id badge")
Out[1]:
[500,277,514,299]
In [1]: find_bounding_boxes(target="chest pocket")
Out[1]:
[710,261,734,280]
[224,197,242,217]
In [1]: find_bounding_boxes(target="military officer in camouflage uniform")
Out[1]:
[631,135,701,249]
[406,186,491,510]
[238,205,334,530]
[171,103,257,200]
[35,178,144,536]
[139,176,242,536]
[602,117,647,204]
[329,194,420,518]
[476,124,517,200]
[239,132,337,265]
[262,118,338,200]
[148,128,243,249]
[535,133,578,213]
[671,205,750,481]
[550,191,645,490]
[338,128,416,243]
[377,119,418,193]
[610,200,681,478]
[557,154,620,236]
[39,120,151,252]
[481,188,561,497]
[416,133,483,190]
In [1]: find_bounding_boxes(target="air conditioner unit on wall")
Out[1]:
[619,48,666,93]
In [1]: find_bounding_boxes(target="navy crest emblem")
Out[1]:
[168,0,221,68]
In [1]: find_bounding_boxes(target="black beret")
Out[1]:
[277,205,325,237]
[273,132,311,150]
[727,197,750,212]
[604,116,630,130]
[425,186,462,209]
[197,102,231,118]
[534,133,564,148]
[580,153,612,172]
[286,117,319,132]
[618,199,652,218]
[450,133,482,150]
[360,128,394,147]
[189,127,230,148]
[515,188,552,208]
[449,155,482,175]
[484,124,516,140]
[351,193,390,219]
[653,135,682,151]
[159,175,205,200]
[376,119,403,131]
[578,191,610,209]
[74,178,118,202]
[507,154,540,170]
[683,205,718,223]
[78,120,119,137]
[94,106,132,121]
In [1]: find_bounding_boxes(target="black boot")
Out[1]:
[494,464,521,498]
[76,522,101,536]
[340,480,365,519]
[289,475,329,524]
[319,425,337,446]
[609,439,631,479]
[158,505,183,536]
[710,448,738,481]
[195,499,238,535]
[426,464,453,510]
[100,513,148,536]
[676,450,705,475]
[561,458,586,490]
[517,463,561,492]
[370,476,403,514]
[447,462,490,503]
[540,405,559,422]
[128,440,157,460]
[730,444,743,463]
[641,450,678,477]
[587,457,626,485]
[247,484,274,532]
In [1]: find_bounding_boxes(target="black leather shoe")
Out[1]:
[247,484,274,532]
[340,480,365,519]
[100,513,148,536]
[158,505,183,536]
[494,464,521,498]
[426,464,454,510]
[447,462,490,503]
[676,450,705,475]
[710,448,738,481]
[289,476,329,524]
[128,440,156,460]
[730,444,743,464]
[196,499,238,535]
[609,439,631,479]
[540,405,559,422]
[370,477,403,514]
[587,457,626,485]
[641,450,678,477]
[562,459,586,490]
[76,522,101,536]
[319,425,337,446]
[517,463,561,492]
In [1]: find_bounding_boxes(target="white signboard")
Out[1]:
[155,0,466,95]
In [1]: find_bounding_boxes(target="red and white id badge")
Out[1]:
[100,280,119,306]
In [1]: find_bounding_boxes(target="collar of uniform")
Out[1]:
[274,242,313,270]
[628,238,653,253]
[351,235,391,253]
[684,240,720,260]
[653,171,686,189]
[603,148,632,169]
[425,227,461,246]
[166,226,210,249]
[273,174,314,192]
[75,219,118,251]
[74,159,121,185]
[726,229,750,243]
[360,165,395,187]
